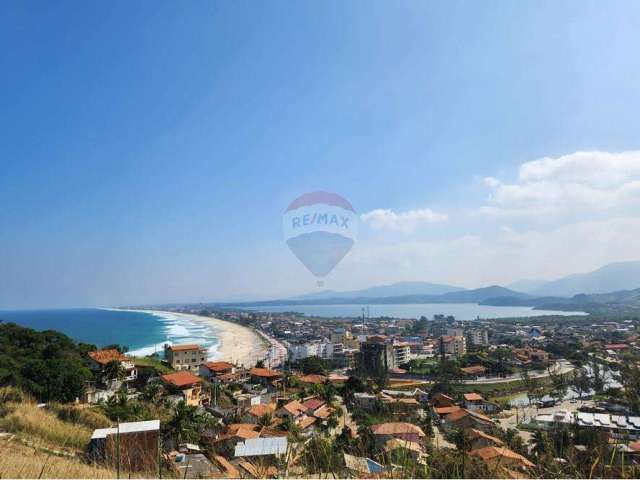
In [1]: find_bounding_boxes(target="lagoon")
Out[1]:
[239,303,587,319]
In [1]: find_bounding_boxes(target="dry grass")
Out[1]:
[0,438,117,479]
[48,403,112,430]
[0,402,92,451]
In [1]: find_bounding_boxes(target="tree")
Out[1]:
[103,360,126,386]
[617,363,640,414]
[255,359,265,368]
[570,369,591,404]
[520,369,543,407]
[531,430,553,458]
[297,355,328,375]
[548,367,568,404]
[590,360,605,396]
[165,401,209,445]
[420,414,433,437]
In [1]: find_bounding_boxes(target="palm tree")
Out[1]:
[531,430,553,458]
[166,401,206,445]
[258,412,273,428]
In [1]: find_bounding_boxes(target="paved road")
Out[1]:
[461,360,575,385]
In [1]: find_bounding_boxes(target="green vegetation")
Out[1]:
[0,322,94,402]
[131,355,173,374]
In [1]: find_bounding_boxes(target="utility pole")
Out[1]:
[116,420,120,480]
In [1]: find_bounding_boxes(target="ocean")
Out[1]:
[0,308,221,357]
[239,303,587,319]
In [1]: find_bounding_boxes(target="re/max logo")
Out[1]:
[292,213,351,228]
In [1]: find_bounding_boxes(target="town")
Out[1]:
[4,307,637,478]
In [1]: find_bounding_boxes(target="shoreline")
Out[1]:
[107,308,268,369]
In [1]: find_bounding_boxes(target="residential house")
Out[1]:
[343,454,385,476]
[160,371,208,406]
[249,367,282,387]
[370,422,426,448]
[198,361,235,382]
[165,344,208,372]
[463,393,499,414]
[466,428,505,450]
[469,446,535,473]
[443,409,495,432]
[242,403,277,424]
[275,400,307,422]
[87,349,137,391]
[430,393,455,408]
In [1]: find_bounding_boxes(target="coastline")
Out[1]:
[108,308,268,369]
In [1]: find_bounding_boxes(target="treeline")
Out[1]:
[0,321,96,402]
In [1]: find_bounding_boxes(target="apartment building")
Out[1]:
[439,335,467,358]
[467,329,489,347]
[165,343,208,372]
[392,342,411,366]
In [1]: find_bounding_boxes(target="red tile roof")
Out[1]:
[466,428,504,446]
[246,403,276,418]
[297,374,327,384]
[249,367,282,378]
[434,406,461,415]
[160,371,201,387]
[302,398,326,411]
[88,349,127,365]
[371,422,425,437]
[464,393,484,402]
[202,361,235,372]
[280,400,306,417]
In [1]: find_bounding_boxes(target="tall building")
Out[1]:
[439,335,466,358]
[392,342,411,366]
[467,329,489,347]
[360,336,396,374]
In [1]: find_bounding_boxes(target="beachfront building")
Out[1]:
[161,371,209,406]
[165,343,208,372]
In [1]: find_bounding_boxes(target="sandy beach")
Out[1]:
[118,309,268,369]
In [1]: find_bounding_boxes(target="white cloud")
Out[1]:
[360,208,448,232]
[482,150,640,218]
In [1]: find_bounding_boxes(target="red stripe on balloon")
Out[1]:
[286,191,355,212]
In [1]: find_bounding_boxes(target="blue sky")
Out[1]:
[2,1,640,308]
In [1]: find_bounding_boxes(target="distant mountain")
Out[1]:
[222,285,530,308]
[507,279,551,293]
[532,261,640,297]
[289,281,465,301]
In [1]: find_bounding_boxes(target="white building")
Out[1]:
[392,342,411,366]
[288,340,335,362]
[467,329,489,347]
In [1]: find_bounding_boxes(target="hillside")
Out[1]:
[532,261,640,297]
[289,281,465,301]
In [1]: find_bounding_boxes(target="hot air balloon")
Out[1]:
[283,191,357,282]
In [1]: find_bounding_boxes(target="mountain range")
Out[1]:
[218,261,640,315]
